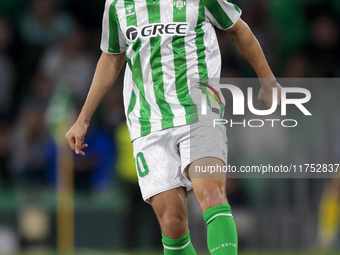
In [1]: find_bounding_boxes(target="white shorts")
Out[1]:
[132,120,228,203]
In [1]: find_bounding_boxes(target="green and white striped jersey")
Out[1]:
[101,0,241,140]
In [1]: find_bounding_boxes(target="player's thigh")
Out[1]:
[179,120,229,211]
[188,157,228,212]
[150,187,189,238]
[132,129,192,203]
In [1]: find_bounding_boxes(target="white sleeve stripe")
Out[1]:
[101,0,126,53]
[116,0,127,52]
[101,1,110,52]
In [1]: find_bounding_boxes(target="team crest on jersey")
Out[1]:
[174,0,186,10]
[125,5,135,16]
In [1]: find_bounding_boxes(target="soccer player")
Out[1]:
[66,0,281,254]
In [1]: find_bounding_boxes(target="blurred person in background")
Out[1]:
[236,1,277,77]
[9,103,52,189]
[0,121,13,190]
[115,122,159,248]
[0,17,15,119]
[269,0,310,66]
[38,26,96,104]
[0,0,21,18]
[318,178,340,249]
[316,83,340,250]
[18,0,75,84]
[101,86,126,129]
[283,52,313,78]
[44,113,116,193]
[72,117,116,192]
[28,72,54,106]
[19,0,74,47]
[305,12,340,77]
[226,179,248,208]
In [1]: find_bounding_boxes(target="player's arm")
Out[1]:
[66,52,126,155]
[225,18,281,108]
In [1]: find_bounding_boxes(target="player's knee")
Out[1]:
[162,215,185,229]
[160,213,188,239]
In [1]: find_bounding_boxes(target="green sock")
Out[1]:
[162,231,197,255]
[203,204,238,255]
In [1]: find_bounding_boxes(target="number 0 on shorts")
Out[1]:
[136,152,149,177]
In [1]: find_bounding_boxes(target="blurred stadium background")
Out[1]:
[0,0,340,254]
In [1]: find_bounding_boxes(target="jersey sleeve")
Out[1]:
[100,0,126,54]
[205,0,242,30]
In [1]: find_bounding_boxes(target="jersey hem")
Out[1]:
[130,113,200,141]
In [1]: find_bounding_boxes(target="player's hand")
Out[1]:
[257,80,281,108]
[65,121,89,156]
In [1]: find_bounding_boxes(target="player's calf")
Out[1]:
[189,158,238,255]
[203,204,238,255]
[150,187,197,255]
